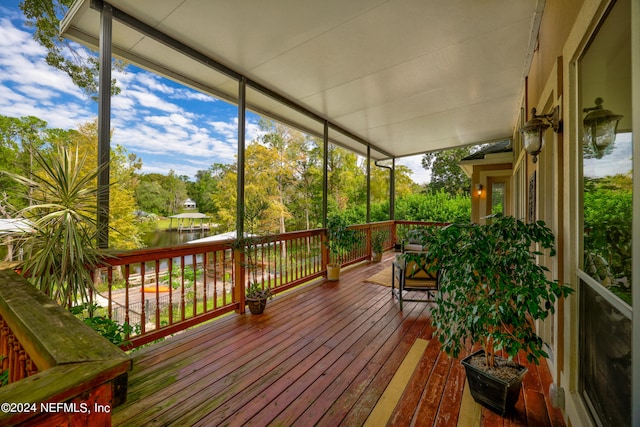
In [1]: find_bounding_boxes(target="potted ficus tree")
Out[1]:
[325,215,358,281]
[417,215,573,415]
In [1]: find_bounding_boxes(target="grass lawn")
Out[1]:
[156,218,172,230]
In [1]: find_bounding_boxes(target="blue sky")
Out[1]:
[0,1,429,183]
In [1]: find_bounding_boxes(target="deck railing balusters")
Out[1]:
[180,256,186,321]
[154,260,160,330]
[89,222,439,349]
[139,263,146,335]
[124,265,131,339]
[168,257,174,323]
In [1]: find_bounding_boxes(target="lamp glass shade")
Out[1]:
[583,117,621,157]
[520,117,549,162]
[582,98,623,158]
[523,128,543,155]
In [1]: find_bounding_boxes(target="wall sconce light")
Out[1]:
[518,105,562,163]
[583,97,623,159]
[475,184,483,197]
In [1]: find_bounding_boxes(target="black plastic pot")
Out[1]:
[247,298,267,314]
[461,350,527,415]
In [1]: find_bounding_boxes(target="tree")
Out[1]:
[135,172,188,216]
[209,163,238,231]
[164,170,189,215]
[288,137,323,230]
[327,144,365,216]
[2,145,106,307]
[188,167,221,215]
[421,146,474,195]
[52,120,142,249]
[19,0,123,99]
[136,180,169,215]
[0,115,48,209]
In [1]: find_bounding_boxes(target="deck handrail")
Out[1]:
[93,220,441,349]
[0,269,131,426]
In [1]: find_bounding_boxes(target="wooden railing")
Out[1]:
[93,220,440,350]
[0,220,447,425]
[0,269,130,426]
[96,228,330,349]
[0,316,38,384]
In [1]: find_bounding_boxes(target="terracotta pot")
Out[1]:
[371,252,382,262]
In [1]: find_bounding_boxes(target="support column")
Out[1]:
[322,120,329,227]
[390,158,395,220]
[366,146,371,223]
[237,77,246,240]
[97,3,112,249]
[235,77,247,314]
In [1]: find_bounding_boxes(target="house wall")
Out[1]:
[520,0,638,425]
[470,163,512,224]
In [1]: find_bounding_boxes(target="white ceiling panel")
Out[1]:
[61,0,542,160]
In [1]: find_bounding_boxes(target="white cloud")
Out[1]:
[0,6,428,184]
[397,155,430,185]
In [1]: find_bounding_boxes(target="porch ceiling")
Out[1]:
[61,0,541,160]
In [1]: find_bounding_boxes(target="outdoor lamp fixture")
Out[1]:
[583,97,623,158]
[519,105,561,163]
[475,184,483,197]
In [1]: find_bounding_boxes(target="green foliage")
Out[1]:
[246,281,273,300]
[371,228,388,253]
[418,215,573,367]
[136,180,169,215]
[583,175,632,300]
[393,191,471,222]
[70,303,136,346]
[2,145,108,307]
[0,357,7,387]
[325,215,358,265]
[136,171,188,216]
[0,115,48,209]
[188,166,223,215]
[19,0,123,99]
[421,146,474,195]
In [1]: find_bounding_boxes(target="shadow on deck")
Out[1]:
[113,253,565,427]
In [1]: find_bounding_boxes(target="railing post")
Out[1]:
[321,229,329,275]
[234,248,246,314]
[392,221,398,250]
[366,225,372,260]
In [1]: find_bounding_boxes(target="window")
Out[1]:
[578,0,632,425]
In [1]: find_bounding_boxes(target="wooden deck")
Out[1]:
[113,254,566,427]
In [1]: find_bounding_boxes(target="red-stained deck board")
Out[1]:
[258,299,413,425]
[408,348,454,426]
[124,277,377,425]
[315,303,433,427]
[290,303,434,426]
[433,352,466,427]
[112,254,566,427]
[389,336,442,426]
[197,285,396,426]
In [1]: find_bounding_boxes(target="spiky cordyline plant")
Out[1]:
[3,145,108,308]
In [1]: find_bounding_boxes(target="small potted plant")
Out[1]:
[245,281,273,314]
[325,215,358,281]
[371,229,388,262]
[419,215,573,415]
